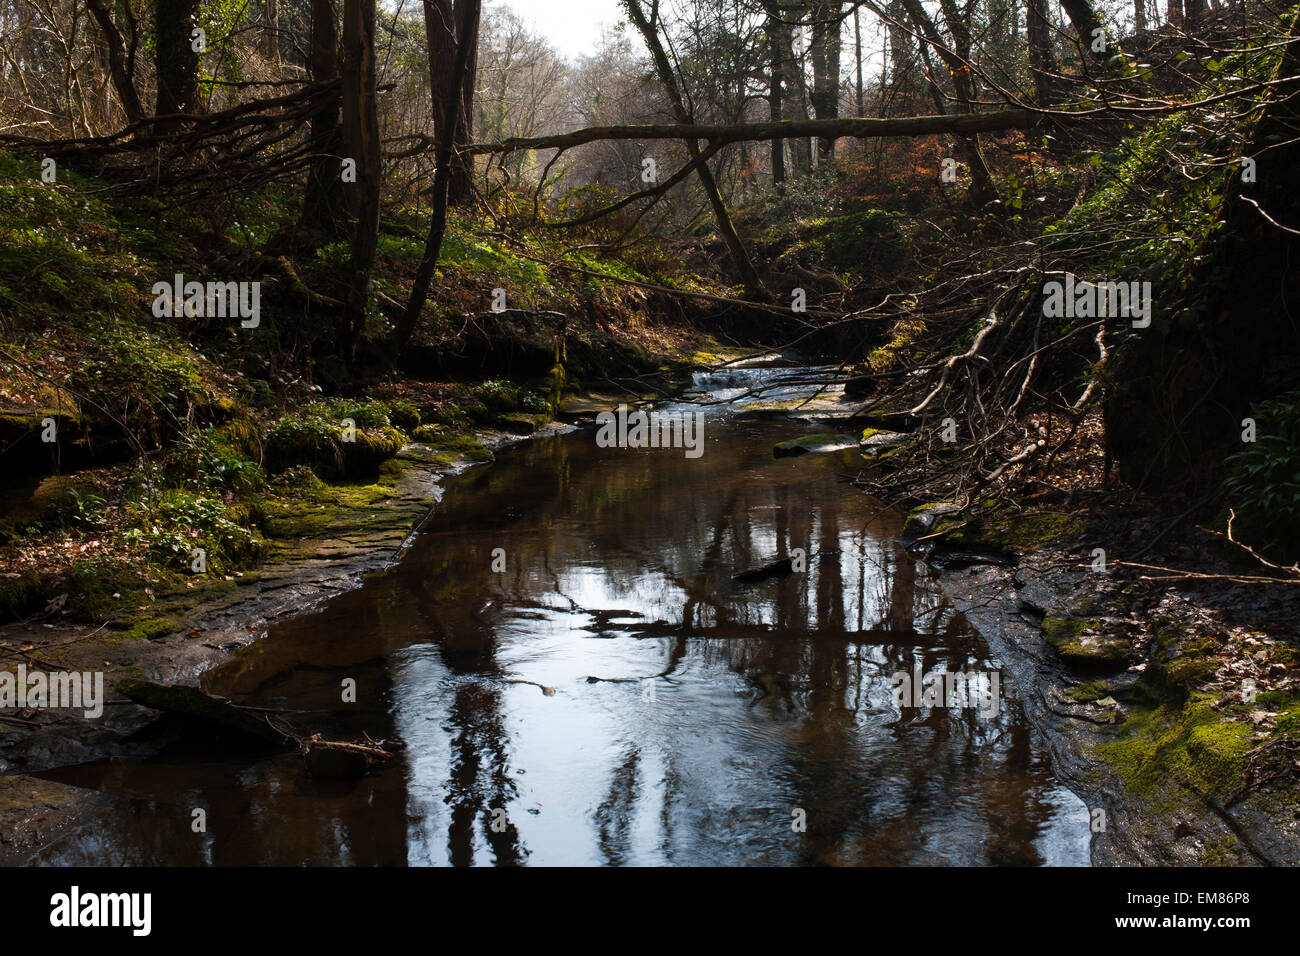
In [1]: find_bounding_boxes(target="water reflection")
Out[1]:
[34,365,1089,866]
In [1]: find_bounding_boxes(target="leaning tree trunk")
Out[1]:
[624,0,768,301]
[85,0,144,125]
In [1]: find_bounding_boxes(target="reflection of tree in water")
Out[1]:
[400,420,1071,864]
[445,679,526,866]
[409,554,527,866]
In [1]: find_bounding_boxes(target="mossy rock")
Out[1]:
[0,569,50,620]
[214,417,263,461]
[901,501,965,544]
[1066,679,1113,702]
[1097,695,1258,808]
[124,616,178,641]
[859,428,908,458]
[1042,615,1130,669]
[387,401,421,433]
[948,512,1087,553]
[773,433,858,458]
[266,418,405,479]
[1144,634,1222,702]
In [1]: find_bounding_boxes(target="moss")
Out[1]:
[1097,694,1258,809]
[0,568,49,619]
[949,512,1087,552]
[1140,629,1224,703]
[387,401,421,433]
[265,412,405,480]
[214,418,263,461]
[124,616,178,641]
[1042,615,1129,667]
[1067,680,1112,702]
[1199,834,1242,866]
[865,318,927,374]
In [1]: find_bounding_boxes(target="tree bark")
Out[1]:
[765,5,786,185]
[809,0,842,161]
[263,0,281,64]
[448,110,1066,157]
[301,0,346,239]
[423,0,478,206]
[1027,0,1059,106]
[393,0,482,358]
[154,0,203,121]
[339,0,381,361]
[85,0,144,125]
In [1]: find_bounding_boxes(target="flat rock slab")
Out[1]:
[116,678,283,744]
[772,433,859,458]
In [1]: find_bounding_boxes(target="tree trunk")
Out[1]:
[898,0,998,205]
[263,0,281,64]
[766,7,786,185]
[1060,0,1104,58]
[1026,0,1059,105]
[155,0,202,120]
[853,5,865,116]
[339,0,381,361]
[423,0,478,206]
[1134,0,1147,34]
[394,0,483,358]
[301,0,346,239]
[85,0,143,125]
[810,0,842,161]
[786,22,814,173]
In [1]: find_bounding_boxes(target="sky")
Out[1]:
[497,0,626,60]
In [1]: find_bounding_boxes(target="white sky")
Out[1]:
[497,0,626,60]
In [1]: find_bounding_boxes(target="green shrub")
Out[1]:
[1223,390,1300,558]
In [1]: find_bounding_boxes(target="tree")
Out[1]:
[1026,0,1059,105]
[301,0,346,239]
[85,0,144,125]
[338,0,381,360]
[623,0,767,300]
[154,0,203,119]
[394,0,482,357]
[423,0,480,205]
[809,0,842,160]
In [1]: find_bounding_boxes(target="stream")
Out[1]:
[34,360,1090,866]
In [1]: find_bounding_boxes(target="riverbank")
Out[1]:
[0,336,766,861]
[915,515,1300,866]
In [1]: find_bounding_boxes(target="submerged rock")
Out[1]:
[772,433,857,458]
